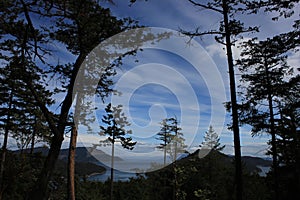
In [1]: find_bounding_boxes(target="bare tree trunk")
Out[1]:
[222,1,243,199]
[110,141,115,200]
[68,126,78,200]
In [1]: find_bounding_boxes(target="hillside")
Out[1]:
[58,147,123,163]
[13,146,125,177]
[180,149,272,174]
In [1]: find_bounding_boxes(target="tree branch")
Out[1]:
[20,0,40,61]
[179,27,222,41]
[188,0,223,13]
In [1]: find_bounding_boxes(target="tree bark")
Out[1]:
[222,1,243,199]
[27,53,85,200]
[67,126,78,200]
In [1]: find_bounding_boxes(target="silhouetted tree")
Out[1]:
[181,1,258,198]
[236,36,294,199]
[99,103,136,200]
[156,118,176,166]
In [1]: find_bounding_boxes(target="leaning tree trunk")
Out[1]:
[26,53,85,200]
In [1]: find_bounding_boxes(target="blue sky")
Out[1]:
[3,0,298,172]
[74,0,299,162]
[71,0,296,172]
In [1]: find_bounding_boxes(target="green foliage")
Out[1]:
[201,125,225,151]
[156,117,186,164]
[99,103,136,149]
[156,119,174,150]
[0,151,45,200]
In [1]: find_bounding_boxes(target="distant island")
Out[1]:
[13,146,124,177]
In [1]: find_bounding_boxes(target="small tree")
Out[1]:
[201,125,225,152]
[167,117,187,163]
[99,103,136,200]
[200,125,225,184]
[156,118,174,166]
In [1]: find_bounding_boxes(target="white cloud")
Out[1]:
[206,43,226,59]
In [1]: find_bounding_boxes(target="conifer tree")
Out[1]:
[236,36,294,199]
[181,1,258,198]
[99,103,136,200]
[167,117,187,163]
[0,1,144,198]
[201,125,225,152]
[156,118,174,166]
[0,17,53,196]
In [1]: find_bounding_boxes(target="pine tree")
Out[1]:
[181,1,259,198]
[156,118,174,166]
[0,1,141,198]
[98,103,136,200]
[167,117,187,163]
[200,125,224,186]
[201,125,225,152]
[236,36,294,199]
[0,20,53,196]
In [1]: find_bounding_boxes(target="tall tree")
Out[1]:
[277,74,300,166]
[0,20,53,197]
[181,1,258,199]
[98,103,136,200]
[0,1,142,199]
[157,117,186,200]
[236,36,294,199]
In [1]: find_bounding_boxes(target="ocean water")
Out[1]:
[87,159,164,182]
[257,166,271,177]
[87,168,139,182]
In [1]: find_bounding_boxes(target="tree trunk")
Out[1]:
[164,133,167,167]
[27,132,64,200]
[26,53,85,200]
[67,125,78,200]
[265,66,279,200]
[0,89,13,200]
[222,1,243,199]
[110,141,115,200]
[30,116,37,155]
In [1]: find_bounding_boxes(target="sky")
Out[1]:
[3,0,299,172]
[69,0,299,172]
[66,0,300,172]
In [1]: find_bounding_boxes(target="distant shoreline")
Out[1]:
[87,171,106,178]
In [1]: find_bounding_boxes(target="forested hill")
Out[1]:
[182,149,272,174]
[14,146,122,163]
[16,147,271,175]
[12,147,112,177]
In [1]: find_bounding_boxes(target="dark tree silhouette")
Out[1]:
[181,1,258,199]
[98,103,136,200]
